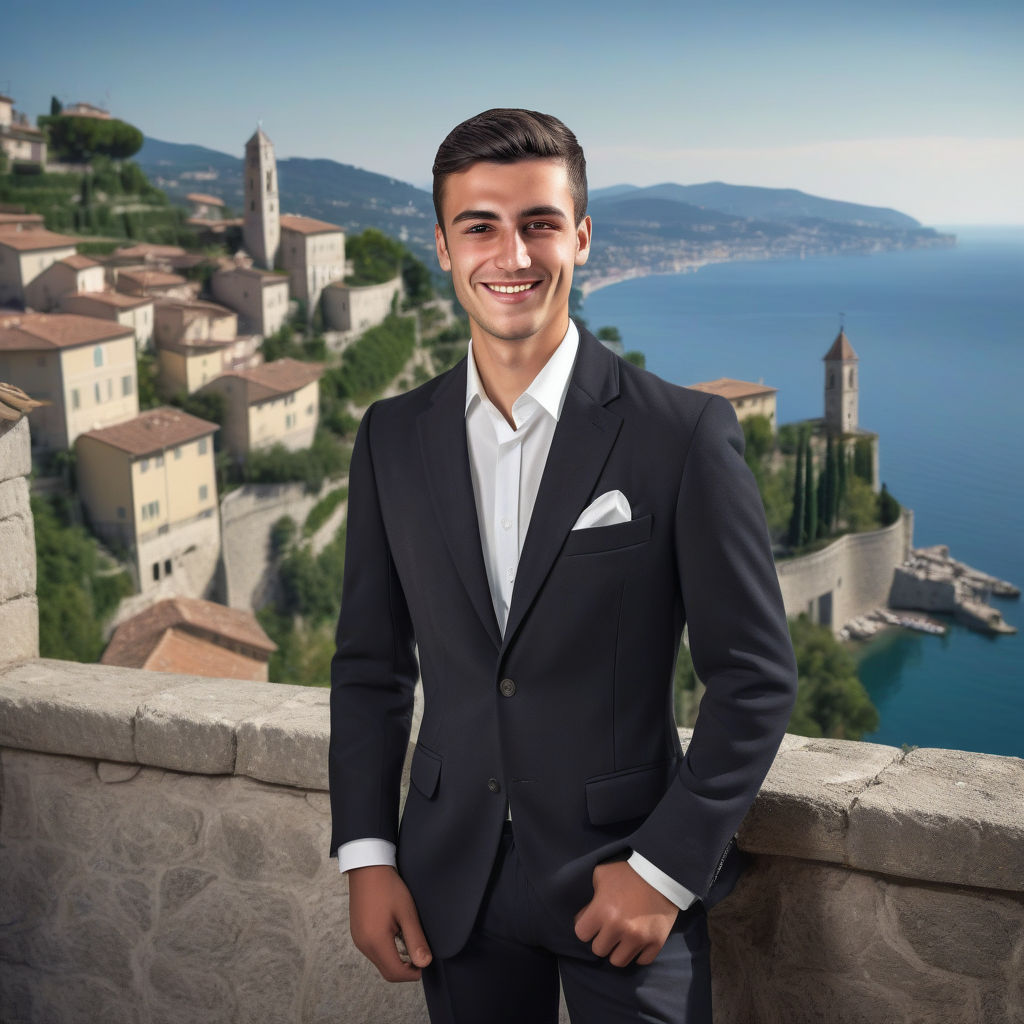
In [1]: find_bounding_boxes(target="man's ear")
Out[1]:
[435,223,451,272]
[574,215,592,267]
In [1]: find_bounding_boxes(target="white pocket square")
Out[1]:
[572,490,631,530]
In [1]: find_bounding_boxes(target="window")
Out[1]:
[174,446,182,460]
[122,375,133,397]
[93,346,104,368]
[153,562,160,582]
[155,454,164,468]
[306,404,314,416]
[199,484,208,502]
[106,379,113,400]
[140,458,149,473]
[164,559,172,576]
[285,413,296,429]
[71,388,80,410]
[141,499,160,520]
[198,437,208,455]
[94,382,102,404]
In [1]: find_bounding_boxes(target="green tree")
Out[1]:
[137,353,160,409]
[596,326,622,343]
[824,434,838,533]
[623,351,646,369]
[842,476,879,532]
[853,437,874,484]
[787,616,880,740]
[40,115,143,162]
[673,642,702,728]
[788,430,805,548]
[741,414,774,476]
[803,435,817,544]
[50,96,63,116]
[878,482,901,526]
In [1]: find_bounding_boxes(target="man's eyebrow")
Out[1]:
[450,205,569,225]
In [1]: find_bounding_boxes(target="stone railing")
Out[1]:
[1,659,1022,1024]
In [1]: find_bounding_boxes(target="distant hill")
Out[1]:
[137,136,954,285]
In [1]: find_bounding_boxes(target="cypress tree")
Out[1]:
[803,436,817,544]
[837,437,848,517]
[788,430,805,548]
[825,434,838,532]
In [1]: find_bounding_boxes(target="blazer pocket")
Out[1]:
[563,514,652,556]
[410,743,442,800]
[585,759,677,826]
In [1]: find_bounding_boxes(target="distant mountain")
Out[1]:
[599,182,920,230]
[137,136,954,286]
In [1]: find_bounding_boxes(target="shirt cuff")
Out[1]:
[337,838,397,875]
[627,851,699,911]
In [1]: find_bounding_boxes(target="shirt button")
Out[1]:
[487,778,501,794]
[505,567,515,582]
[499,678,516,697]
[501,518,512,531]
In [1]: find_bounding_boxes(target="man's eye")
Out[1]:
[466,224,491,233]
[526,221,553,231]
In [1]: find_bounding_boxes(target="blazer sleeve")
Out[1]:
[628,394,797,898]
[328,402,419,856]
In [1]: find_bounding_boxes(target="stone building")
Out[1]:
[23,253,105,311]
[0,312,138,452]
[824,328,858,434]
[58,290,154,352]
[0,226,78,307]
[688,377,779,428]
[114,268,195,301]
[0,94,47,167]
[76,407,220,595]
[101,597,276,682]
[199,357,322,461]
[243,128,280,271]
[211,263,289,337]
[322,276,402,333]
[278,214,345,317]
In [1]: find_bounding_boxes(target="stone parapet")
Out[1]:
[0,417,38,664]
[1,661,1022,1023]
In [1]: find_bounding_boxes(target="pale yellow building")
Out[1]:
[24,253,105,311]
[115,268,195,301]
[76,407,221,595]
[0,312,138,452]
[278,214,345,317]
[687,378,778,427]
[154,298,262,396]
[59,290,154,352]
[211,264,289,337]
[0,227,78,307]
[200,357,322,461]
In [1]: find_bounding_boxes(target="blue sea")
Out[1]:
[583,227,1024,758]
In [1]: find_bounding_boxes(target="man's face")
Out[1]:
[435,158,591,352]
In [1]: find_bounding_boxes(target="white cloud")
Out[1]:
[588,137,1024,225]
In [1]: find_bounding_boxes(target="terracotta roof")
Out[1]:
[102,596,276,677]
[60,254,100,270]
[118,269,188,288]
[0,312,133,351]
[156,297,236,319]
[219,357,324,402]
[688,378,778,401]
[186,192,225,207]
[62,290,151,310]
[279,214,343,236]
[823,329,858,362]
[114,243,188,260]
[0,213,45,229]
[0,228,79,252]
[78,406,217,456]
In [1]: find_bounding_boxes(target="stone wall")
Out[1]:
[0,417,39,665]
[322,277,401,334]
[1,660,1021,1024]
[776,510,914,630]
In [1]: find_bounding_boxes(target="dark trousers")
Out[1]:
[421,824,713,1024]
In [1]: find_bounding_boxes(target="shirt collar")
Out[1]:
[465,319,579,423]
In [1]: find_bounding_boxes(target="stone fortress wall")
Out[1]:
[3,403,1023,1024]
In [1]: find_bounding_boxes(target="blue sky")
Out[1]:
[4,0,1022,223]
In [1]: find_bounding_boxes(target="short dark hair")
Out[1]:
[432,108,588,230]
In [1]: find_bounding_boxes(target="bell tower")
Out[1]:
[243,127,280,271]
[823,327,858,434]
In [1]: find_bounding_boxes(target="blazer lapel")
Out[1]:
[417,360,502,648]
[501,331,623,653]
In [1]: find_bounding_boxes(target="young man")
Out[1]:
[329,109,797,1023]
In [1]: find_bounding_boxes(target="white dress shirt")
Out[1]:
[338,321,696,912]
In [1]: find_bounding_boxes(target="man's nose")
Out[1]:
[495,231,531,271]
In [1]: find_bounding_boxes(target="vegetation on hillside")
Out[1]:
[39,114,143,163]
[674,615,879,740]
[33,494,133,662]
[345,227,433,305]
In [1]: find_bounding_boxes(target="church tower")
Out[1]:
[243,127,280,270]
[823,327,858,434]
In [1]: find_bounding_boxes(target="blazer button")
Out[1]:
[487,778,501,794]
[499,677,516,697]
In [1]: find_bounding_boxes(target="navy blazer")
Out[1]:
[329,325,797,959]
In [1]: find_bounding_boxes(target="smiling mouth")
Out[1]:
[483,282,540,295]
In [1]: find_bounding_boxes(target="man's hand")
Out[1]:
[348,865,433,981]
[573,860,679,967]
